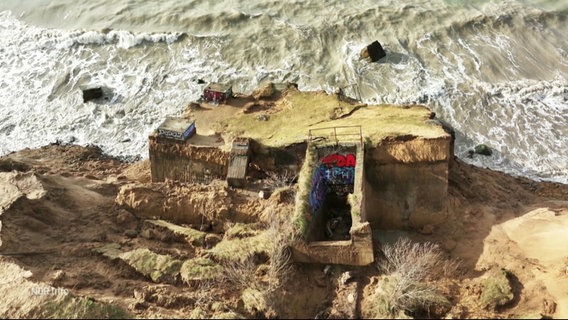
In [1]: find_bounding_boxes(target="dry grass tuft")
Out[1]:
[366,237,460,318]
[220,209,296,318]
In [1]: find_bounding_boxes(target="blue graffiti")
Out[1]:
[309,165,327,215]
[325,166,355,185]
[309,153,357,217]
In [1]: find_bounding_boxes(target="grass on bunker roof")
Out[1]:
[221,90,447,148]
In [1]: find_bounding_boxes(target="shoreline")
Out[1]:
[0,86,567,319]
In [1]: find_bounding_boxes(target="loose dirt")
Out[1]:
[1,89,568,318]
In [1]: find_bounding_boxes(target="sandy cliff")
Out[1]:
[1,87,567,318]
[1,140,567,319]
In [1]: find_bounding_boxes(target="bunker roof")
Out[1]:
[158,117,195,133]
[205,83,232,93]
[221,90,450,148]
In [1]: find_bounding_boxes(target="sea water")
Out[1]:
[0,0,566,182]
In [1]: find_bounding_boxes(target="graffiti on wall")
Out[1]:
[309,153,356,217]
[321,153,356,194]
[308,165,327,220]
[320,153,356,168]
[324,166,355,188]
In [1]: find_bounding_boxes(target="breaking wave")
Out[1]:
[0,0,566,183]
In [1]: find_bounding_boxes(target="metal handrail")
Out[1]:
[308,125,363,147]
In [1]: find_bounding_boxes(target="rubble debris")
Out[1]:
[360,40,386,62]
[82,87,103,102]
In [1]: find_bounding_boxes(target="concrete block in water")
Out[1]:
[360,40,386,62]
[82,87,103,102]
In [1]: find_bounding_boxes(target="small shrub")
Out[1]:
[242,287,270,315]
[265,169,297,189]
[221,210,296,318]
[192,280,221,312]
[367,238,456,318]
[222,255,258,291]
[377,238,460,280]
[188,307,207,320]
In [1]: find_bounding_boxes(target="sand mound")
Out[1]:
[115,181,232,230]
[0,172,46,247]
[0,172,46,209]
[0,256,69,318]
[476,204,568,318]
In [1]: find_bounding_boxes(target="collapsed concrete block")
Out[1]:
[82,87,103,102]
[360,40,386,62]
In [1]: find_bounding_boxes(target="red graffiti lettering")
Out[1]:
[320,153,356,168]
[321,154,337,165]
[336,155,346,167]
[345,154,356,167]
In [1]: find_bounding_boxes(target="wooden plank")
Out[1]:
[226,154,248,187]
[227,137,250,187]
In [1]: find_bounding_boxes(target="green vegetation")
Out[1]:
[292,145,317,238]
[120,248,183,284]
[180,257,223,283]
[222,90,446,148]
[208,232,272,262]
[34,296,132,319]
[480,268,514,309]
[224,222,262,239]
[146,219,207,245]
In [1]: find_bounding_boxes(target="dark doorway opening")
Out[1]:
[311,191,352,241]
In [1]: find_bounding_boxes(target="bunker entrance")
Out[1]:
[308,148,357,242]
[309,182,354,242]
[321,191,352,241]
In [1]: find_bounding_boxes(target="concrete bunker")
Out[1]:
[156,117,196,142]
[363,135,452,229]
[149,118,228,184]
[226,137,251,188]
[292,126,374,266]
[307,146,357,242]
[146,88,454,267]
[201,82,232,104]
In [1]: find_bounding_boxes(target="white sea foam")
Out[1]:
[0,0,567,184]
[0,11,201,159]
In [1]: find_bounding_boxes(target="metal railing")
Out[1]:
[308,125,363,147]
